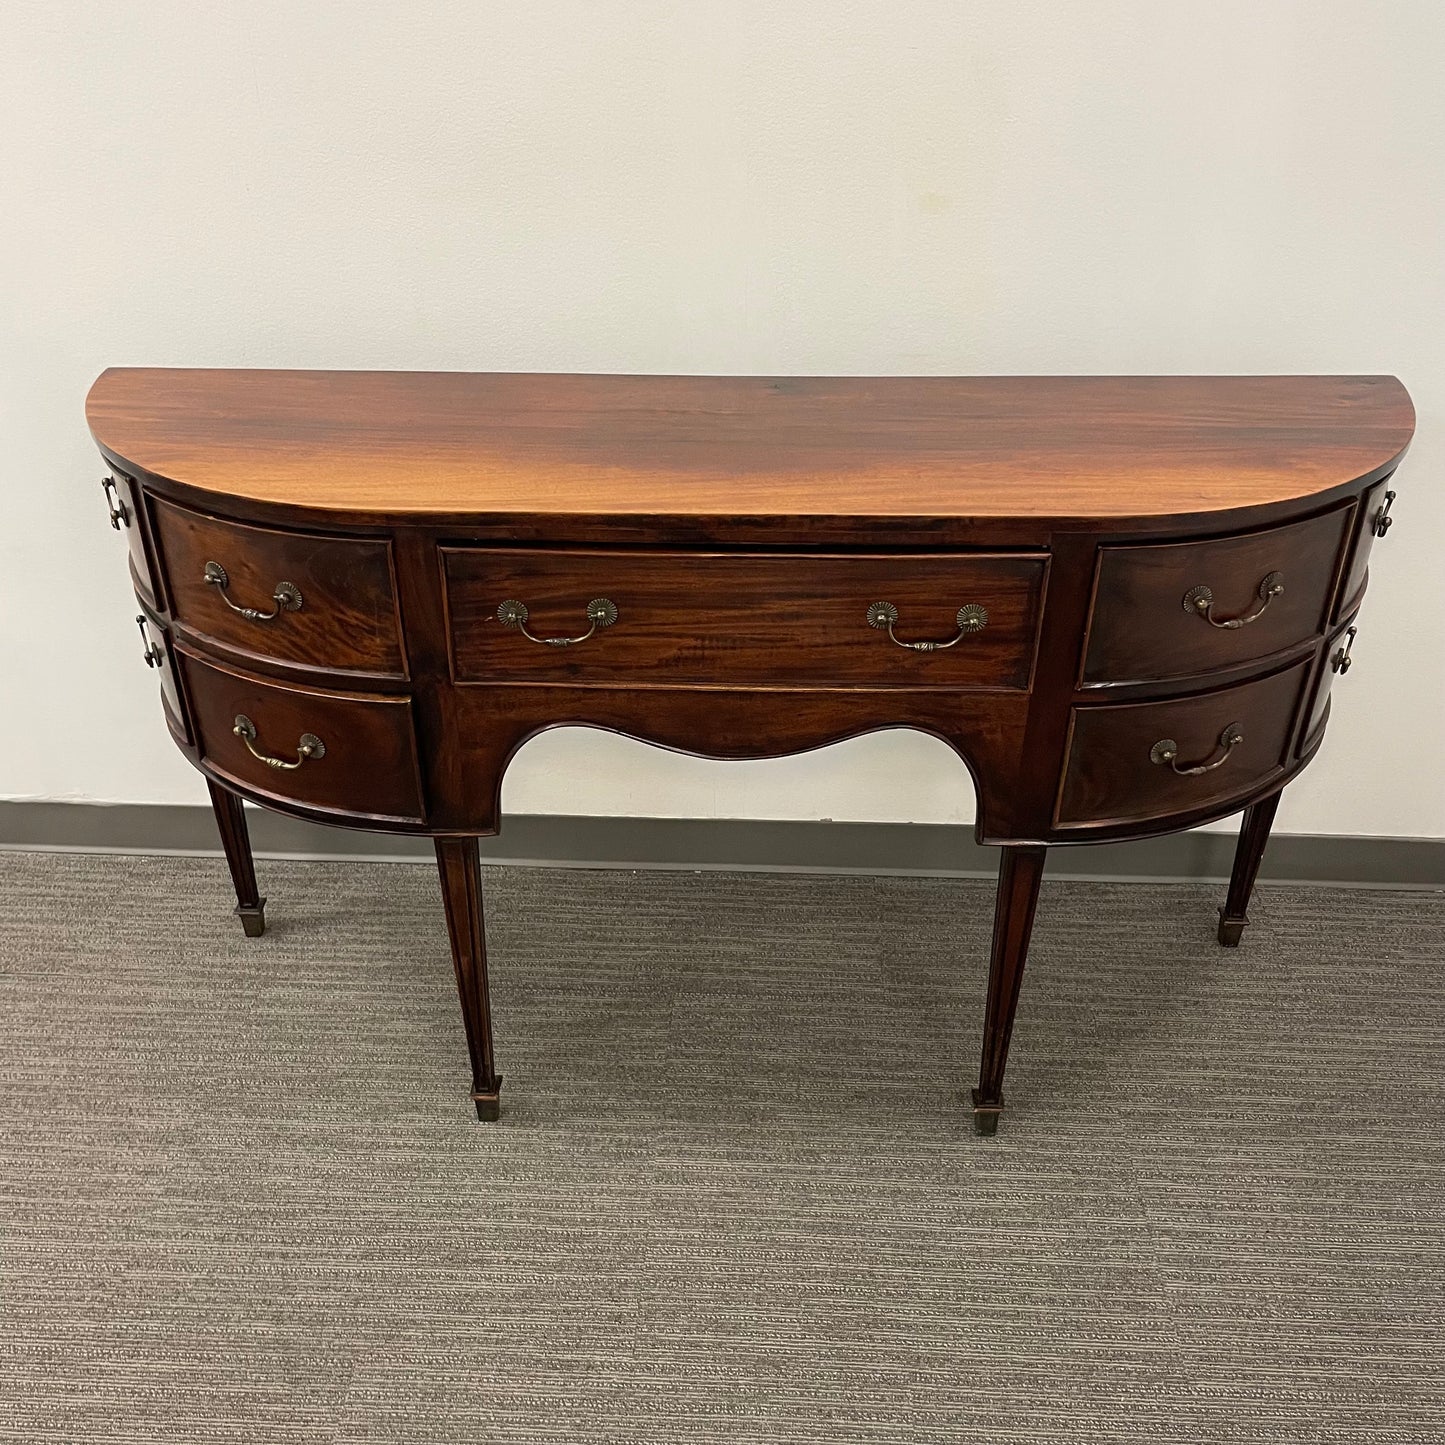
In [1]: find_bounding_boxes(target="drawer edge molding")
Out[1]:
[1073,633,1322,699]
[169,620,413,692]
[197,761,433,832]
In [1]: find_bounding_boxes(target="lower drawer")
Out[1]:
[1055,661,1311,828]
[178,649,425,823]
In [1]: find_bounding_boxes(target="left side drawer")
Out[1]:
[178,650,425,824]
[102,467,162,611]
[151,499,406,679]
[134,606,190,745]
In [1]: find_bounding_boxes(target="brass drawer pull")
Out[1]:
[1183,573,1283,630]
[866,601,989,652]
[101,476,130,529]
[232,714,325,770]
[204,562,303,621]
[1372,490,1396,537]
[1150,723,1244,776]
[1331,625,1358,674]
[497,597,618,646]
[135,614,163,669]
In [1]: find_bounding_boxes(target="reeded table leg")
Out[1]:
[206,779,266,937]
[1218,789,1283,947]
[435,837,503,1121]
[971,845,1047,1136]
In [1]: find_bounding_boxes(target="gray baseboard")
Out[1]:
[0,800,1441,888]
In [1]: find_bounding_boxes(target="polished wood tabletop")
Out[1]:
[87,370,1413,521]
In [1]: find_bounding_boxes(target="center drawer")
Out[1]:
[441,549,1049,689]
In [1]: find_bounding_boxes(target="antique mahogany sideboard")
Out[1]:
[87,371,1413,1134]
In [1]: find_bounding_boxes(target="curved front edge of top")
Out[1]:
[86,370,1416,536]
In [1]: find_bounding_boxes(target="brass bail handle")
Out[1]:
[1331,625,1358,674]
[1183,573,1283,630]
[204,562,303,622]
[101,476,130,529]
[497,597,618,646]
[134,614,163,669]
[233,715,325,771]
[866,601,989,652]
[1150,724,1245,776]
[1372,490,1396,537]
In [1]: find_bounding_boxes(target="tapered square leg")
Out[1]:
[435,837,503,1121]
[206,779,266,936]
[1218,789,1283,947]
[972,845,1047,1136]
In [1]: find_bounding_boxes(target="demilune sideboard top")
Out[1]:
[87,370,1413,1134]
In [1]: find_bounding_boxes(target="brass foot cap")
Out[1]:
[1217,909,1247,948]
[471,1078,504,1122]
[970,1088,1003,1136]
[236,900,267,938]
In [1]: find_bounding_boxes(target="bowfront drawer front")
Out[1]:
[442,549,1048,689]
[151,499,406,678]
[178,650,425,823]
[1335,481,1395,618]
[102,468,161,610]
[1055,660,1311,828]
[1082,508,1351,686]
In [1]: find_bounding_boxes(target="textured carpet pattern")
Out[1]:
[0,850,1442,1443]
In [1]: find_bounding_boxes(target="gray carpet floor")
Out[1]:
[0,850,1442,1443]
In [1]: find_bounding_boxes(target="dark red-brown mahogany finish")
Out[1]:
[88,371,1414,1134]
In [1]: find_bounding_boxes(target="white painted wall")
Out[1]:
[4,2,1442,838]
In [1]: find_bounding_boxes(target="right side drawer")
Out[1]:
[1082,507,1351,686]
[1334,480,1394,619]
[1299,617,1360,757]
